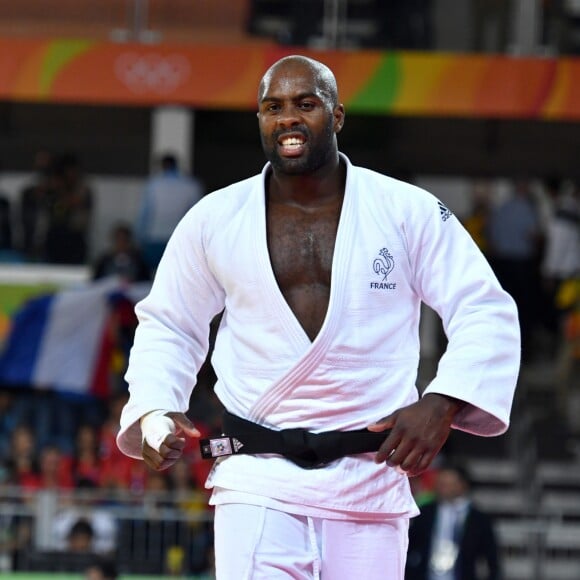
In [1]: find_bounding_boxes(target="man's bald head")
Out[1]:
[258,55,339,108]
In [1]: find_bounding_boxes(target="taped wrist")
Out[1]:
[140,409,175,452]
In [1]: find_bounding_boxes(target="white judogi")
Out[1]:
[117,153,520,575]
[213,504,409,580]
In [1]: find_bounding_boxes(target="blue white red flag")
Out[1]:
[0,278,150,397]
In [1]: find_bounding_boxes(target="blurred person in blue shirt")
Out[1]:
[136,153,204,272]
[487,179,543,360]
[405,461,501,580]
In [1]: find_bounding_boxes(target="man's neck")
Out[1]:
[267,157,346,209]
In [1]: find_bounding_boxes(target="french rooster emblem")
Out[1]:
[373,248,395,281]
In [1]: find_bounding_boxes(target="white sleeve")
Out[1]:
[408,195,520,436]
[117,206,225,458]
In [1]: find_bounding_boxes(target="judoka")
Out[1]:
[117,55,520,579]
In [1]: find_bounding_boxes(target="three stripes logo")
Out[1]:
[438,201,453,222]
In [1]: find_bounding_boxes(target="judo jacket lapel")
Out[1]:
[248,155,357,424]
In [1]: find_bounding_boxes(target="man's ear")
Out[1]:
[334,104,345,134]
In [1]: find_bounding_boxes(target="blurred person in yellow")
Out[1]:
[555,276,580,431]
[462,179,494,256]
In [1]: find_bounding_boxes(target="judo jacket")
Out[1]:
[117,154,520,517]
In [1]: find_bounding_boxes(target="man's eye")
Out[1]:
[299,102,315,110]
[267,104,280,112]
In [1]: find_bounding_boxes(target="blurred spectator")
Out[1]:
[375,0,433,50]
[84,556,119,580]
[99,393,147,493]
[18,150,54,262]
[3,512,34,572]
[136,152,204,271]
[165,544,187,577]
[66,518,95,553]
[92,222,151,283]
[45,153,94,264]
[101,292,142,397]
[471,0,511,53]
[52,480,117,555]
[561,0,580,54]
[18,444,74,491]
[0,196,13,254]
[72,424,103,487]
[409,465,439,509]
[462,179,494,255]
[542,0,567,52]
[285,0,322,46]
[167,459,212,573]
[145,469,170,499]
[168,460,203,502]
[0,158,17,262]
[556,277,580,434]
[541,179,580,324]
[487,179,543,360]
[405,461,501,580]
[5,424,38,487]
[191,544,215,580]
[7,391,106,460]
[0,391,27,463]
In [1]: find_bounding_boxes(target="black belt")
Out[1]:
[199,411,388,469]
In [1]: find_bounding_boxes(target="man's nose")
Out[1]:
[276,106,300,128]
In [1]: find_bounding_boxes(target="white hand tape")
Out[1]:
[141,410,176,452]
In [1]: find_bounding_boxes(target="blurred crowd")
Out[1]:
[0,151,578,577]
[0,3,576,578]
[463,177,579,357]
[461,176,580,439]
[0,385,222,576]
[249,0,580,55]
[0,150,204,277]
[0,148,215,576]
[0,150,93,265]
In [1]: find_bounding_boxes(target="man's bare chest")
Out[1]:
[266,203,341,289]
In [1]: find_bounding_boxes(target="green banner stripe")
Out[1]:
[40,39,94,94]
[348,54,401,113]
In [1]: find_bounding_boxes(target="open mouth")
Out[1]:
[278,134,306,156]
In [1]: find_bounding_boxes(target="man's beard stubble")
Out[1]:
[261,123,335,176]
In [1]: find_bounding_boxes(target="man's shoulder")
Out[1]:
[189,173,261,219]
[352,163,431,199]
[203,174,261,202]
[350,164,440,221]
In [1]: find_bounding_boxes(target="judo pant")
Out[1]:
[214,503,409,580]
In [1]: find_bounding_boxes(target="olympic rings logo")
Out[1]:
[115,52,191,94]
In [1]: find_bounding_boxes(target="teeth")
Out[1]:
[281,137,303,146]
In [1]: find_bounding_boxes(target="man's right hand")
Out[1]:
[141,412,201,471]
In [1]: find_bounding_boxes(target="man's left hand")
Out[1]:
[368,394,465,477]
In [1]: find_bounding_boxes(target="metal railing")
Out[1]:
[0,486,213,575]
[2,448,580,578]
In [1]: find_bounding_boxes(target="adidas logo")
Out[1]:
[233,438,244,452]
[438,201,452,222]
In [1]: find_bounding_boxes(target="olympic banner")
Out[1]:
[0,37,580,119]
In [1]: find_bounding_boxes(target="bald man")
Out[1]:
[117,55,520,579]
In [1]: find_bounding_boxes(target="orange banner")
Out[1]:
[1,37,580,119]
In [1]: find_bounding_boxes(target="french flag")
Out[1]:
[0,278,150,397]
